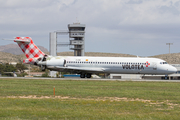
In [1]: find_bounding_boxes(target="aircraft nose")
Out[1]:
[168,66,177,73]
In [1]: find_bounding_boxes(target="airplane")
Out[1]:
[3,37,177,78]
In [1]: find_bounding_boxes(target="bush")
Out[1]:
[41,69,50,77]
[17,73,28,77]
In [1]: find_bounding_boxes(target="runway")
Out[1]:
[1,77,180,82]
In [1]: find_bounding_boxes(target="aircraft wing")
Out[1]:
[55,66,106,73]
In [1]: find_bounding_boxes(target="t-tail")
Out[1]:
[13,37,47,65]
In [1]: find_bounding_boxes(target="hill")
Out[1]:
[0,44,48,55]
[0,52,25,63]
[0,51,180,64]
[152,53,180,64]
[57,52,136,57]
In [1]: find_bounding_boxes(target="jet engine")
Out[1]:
[46,58,65,66]
[37,56,66,71]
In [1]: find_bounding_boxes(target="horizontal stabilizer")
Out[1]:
[14,39,30,43]
[2,38,30,43]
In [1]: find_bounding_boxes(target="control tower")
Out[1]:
[68,23,85,56]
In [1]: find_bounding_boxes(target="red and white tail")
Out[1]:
[14,37,45,58]
[14,37,45,64]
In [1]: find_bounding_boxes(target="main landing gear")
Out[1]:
[80,73,92,78]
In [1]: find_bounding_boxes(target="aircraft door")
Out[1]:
[152,62,157,70]
[64,59,67,67]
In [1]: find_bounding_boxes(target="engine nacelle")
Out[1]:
[46,58,65,66]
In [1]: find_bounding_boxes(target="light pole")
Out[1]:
[166,43,173,54]
[166,43,173,80]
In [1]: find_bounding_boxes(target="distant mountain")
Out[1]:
[0,44,180,64]
[0,44,48,55]
[0,51,25,63]
[0,51,137,64]
[0,49,180,64]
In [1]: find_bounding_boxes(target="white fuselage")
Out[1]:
[45,56,177,75]
[5,37,177,78]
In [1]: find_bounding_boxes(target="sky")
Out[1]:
[0,0,180,56]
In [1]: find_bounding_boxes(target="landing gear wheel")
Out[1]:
[87,73,92,78]
[80,74,85,78]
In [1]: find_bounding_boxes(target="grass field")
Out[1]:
[0,78,180,119]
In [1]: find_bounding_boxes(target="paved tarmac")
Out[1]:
[1,77,180,82]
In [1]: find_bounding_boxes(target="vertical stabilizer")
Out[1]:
[14,37,45,59]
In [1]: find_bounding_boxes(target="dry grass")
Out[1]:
[3,95,180,110]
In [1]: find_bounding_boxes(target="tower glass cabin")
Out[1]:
[68,23,85,56]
